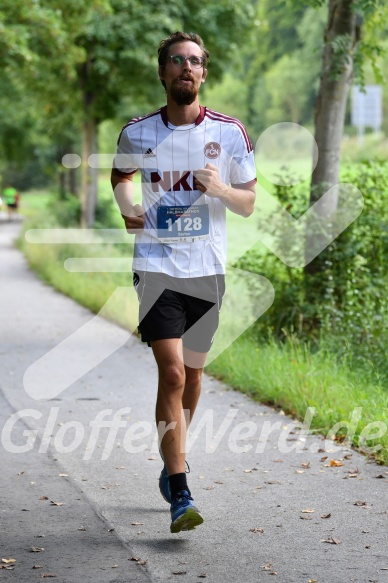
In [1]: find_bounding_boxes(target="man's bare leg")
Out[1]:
[152,338,187,476]
[152,341,208,473]
[182,346,208,424]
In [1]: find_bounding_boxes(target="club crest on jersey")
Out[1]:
[204,142,221,159]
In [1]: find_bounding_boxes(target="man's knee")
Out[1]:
[184,367,203,390]
[159,364,185,392]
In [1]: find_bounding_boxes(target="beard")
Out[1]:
[170,76,199,106]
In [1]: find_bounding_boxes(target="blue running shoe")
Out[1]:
[170,490,204,533]
[159,465,171,503]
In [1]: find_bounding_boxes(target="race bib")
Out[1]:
[157,205,209,243]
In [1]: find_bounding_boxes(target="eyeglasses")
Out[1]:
[169,54,205,69]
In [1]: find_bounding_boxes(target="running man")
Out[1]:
[111,31,257,533]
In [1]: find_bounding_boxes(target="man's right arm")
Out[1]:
[110,168,145,233]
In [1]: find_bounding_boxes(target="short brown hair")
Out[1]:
[158,31,209,89]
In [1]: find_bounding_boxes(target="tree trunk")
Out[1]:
[311,0,357,200]
[59,167,67,200]
[78,59,98,228]
[69,167,78,197]
[81,116,98,228]
[304,0,358,283]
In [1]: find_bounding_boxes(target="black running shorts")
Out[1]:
[133,271,225,352]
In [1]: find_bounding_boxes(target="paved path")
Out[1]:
[0,217,387,583]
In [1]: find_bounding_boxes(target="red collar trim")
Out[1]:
[160,105,206,128]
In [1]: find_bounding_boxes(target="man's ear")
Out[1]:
[201,68,208,83]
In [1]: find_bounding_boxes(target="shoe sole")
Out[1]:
[170,508,204,533]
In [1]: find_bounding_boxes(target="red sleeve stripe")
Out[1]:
[231,177,257,189]
[117,109,162,144]
[205,109,253,153]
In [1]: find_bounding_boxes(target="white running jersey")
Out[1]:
[113,106,257,278]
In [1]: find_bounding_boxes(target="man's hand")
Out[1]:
[194,163,256,217]
[121,204,145,234]
[194,163,228,197]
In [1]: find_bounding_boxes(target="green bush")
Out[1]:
[235,160,388,381]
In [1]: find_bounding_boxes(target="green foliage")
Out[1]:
[235,160,388,381]
[46,194,82,227]
[319,160,388,377]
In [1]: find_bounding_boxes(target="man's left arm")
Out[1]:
[194,163,256,217]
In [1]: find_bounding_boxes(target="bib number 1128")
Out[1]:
[166,216,202,232]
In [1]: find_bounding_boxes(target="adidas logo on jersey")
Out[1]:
[143,148,156,158]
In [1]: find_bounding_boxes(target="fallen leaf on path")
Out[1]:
[130,557,147,564]
[131,522,144,526]
[214,481,224,484]
[309,579,317,582]
[32,565,42,569]
[197,574,207,578]
[344,454,353,460]
[39,496,48,501]
[329,460,344,467]
[295,470,305,474]
[111,565,118,568]
[78,527,87,531]
[147,456,157,461]
[302,509,315,513]
[40,575,56,578]
[354,500,369,508]
[203,486,214,490]
[301,462,311,469]
[321,513,331,519]
[320,456,328,462]
[266,480,282,485]
[172,571,187,575]
[30,547,44,552]
[50,501,64,506]
[261,564,273,571]
[0,565,14,570]
[58,474,68,477]
[244,469,253,473]
[321,537,341,544]
[300,515,313,520]
[249,528,264,533]
[375,474,386,479]
[273,459,284,463]
[1,559,16,564]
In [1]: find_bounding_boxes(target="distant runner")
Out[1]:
[3,185,19,220]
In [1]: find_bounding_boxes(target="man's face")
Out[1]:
[159,41,207,106]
